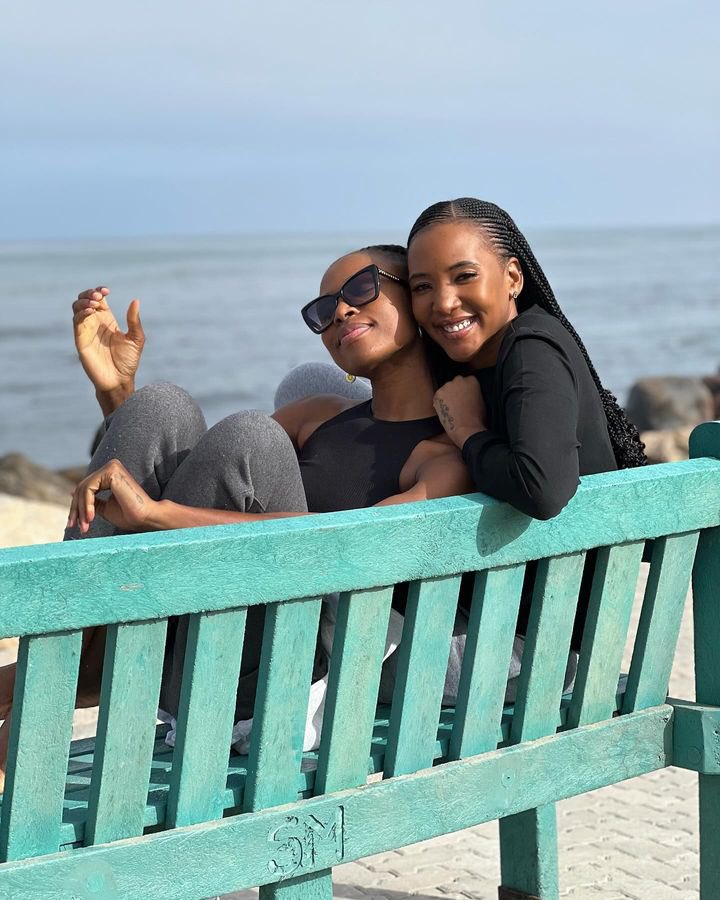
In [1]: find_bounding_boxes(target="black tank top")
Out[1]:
[298,400,444,512]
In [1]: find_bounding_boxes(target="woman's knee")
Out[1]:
[131,383,204,427]
[204,409,292,456]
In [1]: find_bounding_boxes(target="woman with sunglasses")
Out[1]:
[0,245,471,788]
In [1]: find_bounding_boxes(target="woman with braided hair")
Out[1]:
[407,197,646,521]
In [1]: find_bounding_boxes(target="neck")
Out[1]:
[366,343,437,421]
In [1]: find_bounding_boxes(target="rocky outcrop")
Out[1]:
[626,377,714,433]
[0,454,76,507]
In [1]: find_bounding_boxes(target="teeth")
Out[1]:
[442,318,473,333]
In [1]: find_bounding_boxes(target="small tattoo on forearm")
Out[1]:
[436,399,455,431]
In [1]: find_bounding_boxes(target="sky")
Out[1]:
[3,1,718,239]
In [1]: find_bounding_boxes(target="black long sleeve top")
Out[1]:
[461,305,617,520]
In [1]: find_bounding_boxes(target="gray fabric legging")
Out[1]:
[65,382,317,720]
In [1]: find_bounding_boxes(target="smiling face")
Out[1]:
[408,221,523,369]
[318,251,419,378]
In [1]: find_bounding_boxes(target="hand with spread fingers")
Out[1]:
[72,286,145,415]
[67,459,158,534]
[433,375,488,450]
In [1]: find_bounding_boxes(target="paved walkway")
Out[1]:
[223,566,700,899]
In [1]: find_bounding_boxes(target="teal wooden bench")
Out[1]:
[0,421,719,900]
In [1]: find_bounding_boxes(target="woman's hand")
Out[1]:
[72,287,145,414]
[68,460,157,534]
[433,376,488,449]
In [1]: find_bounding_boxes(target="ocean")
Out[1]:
[1,226,719,470]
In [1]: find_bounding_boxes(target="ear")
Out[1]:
[506,257,524,298]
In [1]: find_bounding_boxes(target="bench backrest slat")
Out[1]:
[166,608,248,828]
[622,531,699,713]
[0,631,82,862]
[85,619,167,845]
[316,587,394,793]
[449,564,526,760]
[567,542,645,729]
[383,575,461,778]
[243,598,323,812]
[510,553,586,743]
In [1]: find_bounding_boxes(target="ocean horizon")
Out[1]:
[2,224,719,470]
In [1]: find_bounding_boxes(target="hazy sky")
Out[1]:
[3,1,718,239]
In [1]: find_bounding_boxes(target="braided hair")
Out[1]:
[408,198,646,469]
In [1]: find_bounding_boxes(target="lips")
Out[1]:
[338,322,372,346]
[436,316,477,337]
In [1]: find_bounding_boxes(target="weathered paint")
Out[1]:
[166,608,248,828]
[567,542,644,728]
[85,619,167,844]
[2,459,720,639]
[449,564,525,760]
[0,631,82,861]
[0,707,672,898]
[384,575,461,777]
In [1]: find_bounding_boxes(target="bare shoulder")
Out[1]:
[272,394,363,448]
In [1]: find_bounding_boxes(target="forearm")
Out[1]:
[462,431,579,520]
[145,499,309,531]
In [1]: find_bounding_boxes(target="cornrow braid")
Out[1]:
[408,198,646,469]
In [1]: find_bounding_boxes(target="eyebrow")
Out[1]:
[409,260,481,280]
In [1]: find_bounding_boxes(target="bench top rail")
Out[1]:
[2,454,720,640]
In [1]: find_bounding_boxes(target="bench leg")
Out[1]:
[498,804,559,900]
[260,870,333,899]
[699,775,720,898]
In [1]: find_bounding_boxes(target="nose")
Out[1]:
[334,298,358,324]
[432,283,462,315]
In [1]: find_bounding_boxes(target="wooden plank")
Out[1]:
[85,619,167,845]
[2,459,720,640]
[449,565,526,760]
[384,575,461,777]
[499,804,559,899]
[165,608,248,828]
[243,597,323,813]
[0,630,82,862]
[306,588,394,900]
[510,553,586,743]
[240,598,327,899]
[689,489,720,898]
[623,532,699,714]
[315,587,394,793]
[500,553,585,899]
[0,707,672,899]
[567,542,645,729]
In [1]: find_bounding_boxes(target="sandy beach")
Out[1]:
[0,491,99,740]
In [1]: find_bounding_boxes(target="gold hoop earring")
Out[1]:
[345,373,356,383]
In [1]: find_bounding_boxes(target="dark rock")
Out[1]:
[0,454,74,506]
[626,377,714,432]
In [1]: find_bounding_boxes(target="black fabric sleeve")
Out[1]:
[461,332,581,520]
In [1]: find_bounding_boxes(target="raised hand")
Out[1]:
[72,286,145,413]
[67,459,157,534]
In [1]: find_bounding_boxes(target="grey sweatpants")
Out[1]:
[65,382,312,720]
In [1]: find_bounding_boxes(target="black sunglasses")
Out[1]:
[301,264,408,334]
